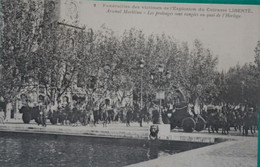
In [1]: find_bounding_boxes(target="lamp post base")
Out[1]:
[157,112,163,124]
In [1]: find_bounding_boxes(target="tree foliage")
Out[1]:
[1,0,258,108]
[0,0,44,101]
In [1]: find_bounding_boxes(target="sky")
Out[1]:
[60,0,260,71]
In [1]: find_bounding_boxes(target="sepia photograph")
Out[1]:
[0,0,259,166]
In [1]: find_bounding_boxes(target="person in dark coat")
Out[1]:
[93,109,99,125]
[126,107,132,127]
[103,110,108,127]
[139,105,147,127]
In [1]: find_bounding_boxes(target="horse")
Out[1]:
[206,107,220,133]
[218,106,230,134]
[48,110,59,125]
[249,111,258,134]
[31,106,46,126]
[242,108,258,136]
[226,108,238,131]
[242,111,252,136]
[219,112,229,134]
[69,107,81,126]
[19,106,45,126]
[107,109,115,124]
[79,111,88,126]
[234,108,243,132]
[57,110,68,125]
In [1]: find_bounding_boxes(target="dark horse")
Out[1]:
[233,108,244,132]
[69,107,81,125]
[206,106,229,134]
[107,109,115,124]
[48,110,60,125]
[250,111,258,134]
[206,107,220,133]
[242,108,258,136]
[19,106,46,126]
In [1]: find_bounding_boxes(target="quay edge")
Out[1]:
[0,123,219,144]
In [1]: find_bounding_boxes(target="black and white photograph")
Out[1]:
[0,0,259,166]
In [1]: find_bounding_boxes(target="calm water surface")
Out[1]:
[0,133,183,167]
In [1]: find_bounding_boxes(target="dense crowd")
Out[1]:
[0,101,257,136]
[19,102,165,127]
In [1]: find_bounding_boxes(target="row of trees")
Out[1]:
[215,41,260,108]
[1,0,259,109]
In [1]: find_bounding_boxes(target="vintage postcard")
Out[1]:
[0,0,259,167]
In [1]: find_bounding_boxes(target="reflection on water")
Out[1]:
[0,133,181,167]
[147,143,159,159]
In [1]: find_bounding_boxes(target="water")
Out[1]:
[0,133,207,167]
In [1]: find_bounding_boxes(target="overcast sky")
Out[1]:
[61,1,260,71]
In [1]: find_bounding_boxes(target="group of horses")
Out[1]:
[19,105,127,127]
[202,106,258,136]
[18,103,155,127]
[46,105,153,127]
[47,107,116,127]
[19,106,47,126]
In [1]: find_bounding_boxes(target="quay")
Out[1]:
[126,136,257,167]
[0,120,258,167]
[1,120,221,144]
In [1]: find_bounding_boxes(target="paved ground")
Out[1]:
[1,119,258,167]
[126,136,258,167]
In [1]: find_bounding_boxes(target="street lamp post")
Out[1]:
[139,59,145,112]
[151,65,171,124]
[158,64,163,124]
[241,81,245,103]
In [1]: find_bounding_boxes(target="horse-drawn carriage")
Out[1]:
[169,104,206,132]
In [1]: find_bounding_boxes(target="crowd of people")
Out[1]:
[1,99,258,136]
[44,102,156,127]
[17,100,172,128]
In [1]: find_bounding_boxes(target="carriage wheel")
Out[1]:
[22,112,31,124]
[182,117,196,132]
[195,115,206,132]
